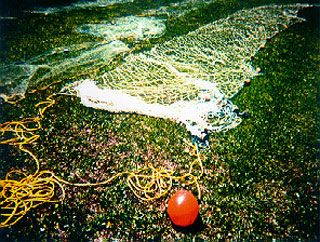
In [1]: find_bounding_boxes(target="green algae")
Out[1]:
[0,0,319,241]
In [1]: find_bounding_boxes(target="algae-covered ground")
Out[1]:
[0,0,319,241]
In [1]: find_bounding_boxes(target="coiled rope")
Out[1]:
[0,94,204,227]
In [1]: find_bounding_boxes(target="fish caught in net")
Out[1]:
[66,4,307,137]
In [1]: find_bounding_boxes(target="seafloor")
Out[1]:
[0,0,319,241]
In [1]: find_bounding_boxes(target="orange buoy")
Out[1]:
[167,190,199,227]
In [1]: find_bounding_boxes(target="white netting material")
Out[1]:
[76,16,166,41]
[0,40,131,101]
[142,0,213,17]
[68,4,307,137]
[0,16,166,102]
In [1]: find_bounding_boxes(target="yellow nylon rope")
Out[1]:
[0,94,204,227]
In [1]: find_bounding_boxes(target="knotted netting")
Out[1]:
[0,3,311,228]
[67,4,307,137]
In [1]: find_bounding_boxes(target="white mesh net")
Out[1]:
[67,4,307,137]
[0,14,168,102]
[0,40,131,101]
[76,16,166,41]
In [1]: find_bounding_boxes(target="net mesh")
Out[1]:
[0,3,311,228]
[0,40,130,102]
[68,5,306,136]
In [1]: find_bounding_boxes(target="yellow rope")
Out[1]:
[0,170,65,227]
[127,147,204,201]
[0,94,204,227]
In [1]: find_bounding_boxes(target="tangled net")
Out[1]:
[68,4,307,136]
[0,4,310,228]
[0,40,131,103]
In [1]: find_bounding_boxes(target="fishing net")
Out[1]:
[76,16,166,41]
[142,0,213,17]
[0,3,310,228]
[0,16,166,103]
[66,4,307,136]
[0,40,131,102]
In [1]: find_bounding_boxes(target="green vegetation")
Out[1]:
[0,0,319,241]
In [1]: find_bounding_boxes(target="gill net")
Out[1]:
[0,4,309,227]
[66,4,307,136]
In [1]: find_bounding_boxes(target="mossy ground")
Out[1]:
[0,0,319,241]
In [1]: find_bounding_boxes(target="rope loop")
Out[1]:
[0,94,205,227]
